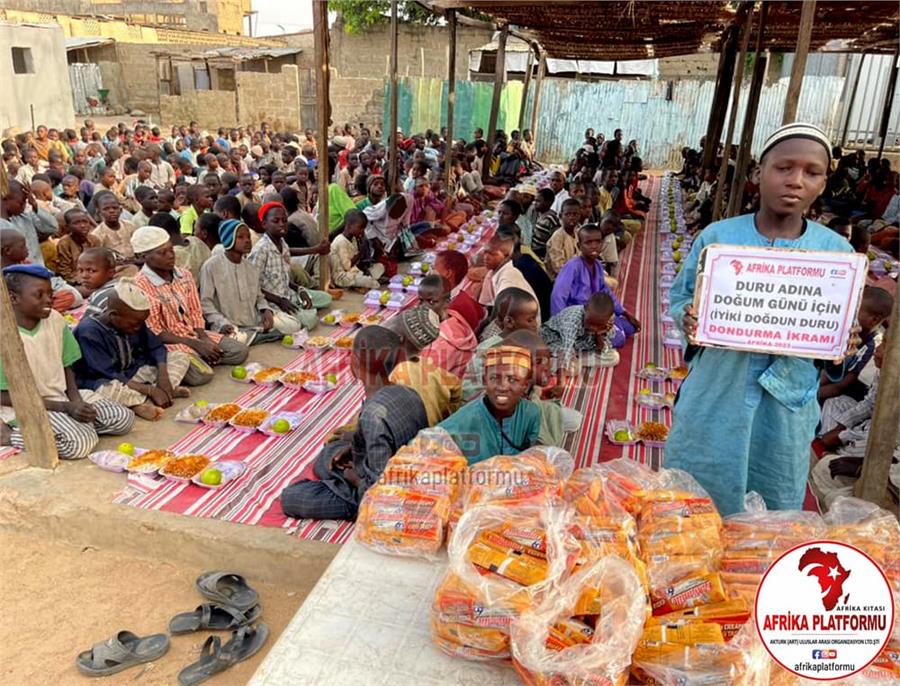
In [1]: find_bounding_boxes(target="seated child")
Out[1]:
[74,279,191,421]
[432,249,485,324]
[79,247,120,316]
[476,285,540,346]
[541,292,620,369]
[329,209,382,290]
[499,224,553,321]
[131,225,249,386]
[90,191,136,266]
[421,294,481,378]
[438,343,542,464]
[0,264,134,459]
[200,219,303,345]
[249,202,330,330]
[0,227,82,312]
[819,286,892,403]
[281,325,438,521]
[150,211,211,281]
[550,223,640,347]
[476,232,540,321]
[130,186,158,229]
[546,197,581,278]
[56,209,101,289]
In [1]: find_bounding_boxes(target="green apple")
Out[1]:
[201,468,222,486]
[673,251,682,262]
[675,264,682,273]
[402,275,413,287]
[646,362,657,369]
[323,314,336,324]
[421,263,430,273]
[639,388,652,396]
[884,260,894,270]
[117,442,136,456]
[272,418,291,434]
[326,373,338,384]
[867,250,876,260]
[282,335,294,346]
[231,366,247,380]
[195,400,209,408]
[613,429,631,442]
[379,291,390,305]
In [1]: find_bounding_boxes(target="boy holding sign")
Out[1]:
[666,123,854,515]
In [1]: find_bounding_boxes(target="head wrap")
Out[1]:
[484,345,532,373]
[333,136,348,148]
[218,219,244,250]
[514,183,538,197]
[114,278,150,311]
[250,145,263,157]
[366,174,385,193]
[398,306,440,351]
[130,225,169,254]
[448,295,483,332]
[258,201,285,224]
[760,122,832,164]
[2,263,53,281]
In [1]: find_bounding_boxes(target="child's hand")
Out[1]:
[836,324,862,363]
[66,399,97,423]
[682,304,698,344]
[314,240,331,255]
[260,309,275,331]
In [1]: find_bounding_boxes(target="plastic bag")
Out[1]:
[510,555,646,686]
[432,500,574,661]
[354,428,467,558]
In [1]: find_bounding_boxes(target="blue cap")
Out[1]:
[2,264,54,280]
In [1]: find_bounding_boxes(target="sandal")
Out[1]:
[169,603,262,634]
[195,571,259,611]
[76,630,169,677]
[177,624,270,686]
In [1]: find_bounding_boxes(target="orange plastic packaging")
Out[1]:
[638,497,721,534]
[639,622,725,647]
[354,485,450,557]
[461,447,573,510]
[647,599,751,642]
[649,568,727,616]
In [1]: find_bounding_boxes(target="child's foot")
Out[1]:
[134,402,165,421]
[0,422,11,447]
[172,386,191,399]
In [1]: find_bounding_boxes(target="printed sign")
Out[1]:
[693,245,868,358]
[755,540,894,680]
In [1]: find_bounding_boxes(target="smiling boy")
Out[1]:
[665,123,855,515]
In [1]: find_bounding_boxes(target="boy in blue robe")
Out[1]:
[665,123,854,515]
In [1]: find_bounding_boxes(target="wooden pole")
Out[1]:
[782,0,816,125]
[727,2,769,218]
[876,46,899,160]
[313,0,331,290]
[444,8,457,194]
[0,277,58,469]
[853,279,900,509]
[841,52,866,147]
[518,44,535,131]
[712,2,753,221]
[484,23,508,181]
[529,51,546,142]
[388,0,400,192]
[702,23,739,171]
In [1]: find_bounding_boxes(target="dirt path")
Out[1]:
[2,531,301,685]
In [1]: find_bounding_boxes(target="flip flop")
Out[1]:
[169,603,262,634]
[195,571,259,611]
[177,624,270,686]
[76,630,169,677]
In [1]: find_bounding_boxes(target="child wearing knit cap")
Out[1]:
[200,219,305,345]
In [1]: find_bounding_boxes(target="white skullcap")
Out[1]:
[130,226,169,254]
[760,122,832,164]
[250,145,263,156]
[114,278,150,311]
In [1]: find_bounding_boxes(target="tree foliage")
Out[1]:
[331,1,489,33]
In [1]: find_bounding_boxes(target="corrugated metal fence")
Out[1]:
[68,63,104,115]
[384,73,874,167]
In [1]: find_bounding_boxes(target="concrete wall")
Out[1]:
[236,65,301,131]
[1,23,75,131]
[159,65,300,131]
[160,90,236,130]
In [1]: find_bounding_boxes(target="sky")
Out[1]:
[250,0,316,36]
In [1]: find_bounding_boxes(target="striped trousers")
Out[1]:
[93,351,192,407]
[9,390,134,460]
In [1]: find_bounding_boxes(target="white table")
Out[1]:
[249,538,519,686]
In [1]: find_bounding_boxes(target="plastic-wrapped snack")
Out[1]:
[593,458,661,514]
[355,485,450,558]
[648,563,727,617]
[639,525,723,565]
[461,447,572,510]
[631,641,755,685]
[646,599,751,642]
[722,508,825,557]
[431,501,573,662]
[510,555,645,686]
[638,497,721,535]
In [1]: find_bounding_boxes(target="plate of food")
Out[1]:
[636,389,674,409]
[281,331,308,349]
[89,450,132,473]
[668,365,689,381]
[202,403,243,427]
[160,454,212,482]
[191,460,247,489]
[252,367,285,386]
[175,400,213,424]
[360,313,382,326]
[605,420,639,446]
[320,310,344,326]
[259,412,303,437]
[126,449,175,474]
[334,336,353,350]
[229,407,269,432]
[304,335,333,351]
[304,373,338,394]
[339,312,361,326]
[280,370,318,391]
[635,421,669,447]
[230,362,262,384]
[636,362,668,380]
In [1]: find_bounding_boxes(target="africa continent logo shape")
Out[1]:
[799,547,851,611]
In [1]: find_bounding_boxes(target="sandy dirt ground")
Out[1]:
[2,530,301,686]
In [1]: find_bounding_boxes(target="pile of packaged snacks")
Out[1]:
[721,507,825,605]
[355,429,468,558]
[510,555,646,686]
[432,502,571,661]
[446,447,574,534]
